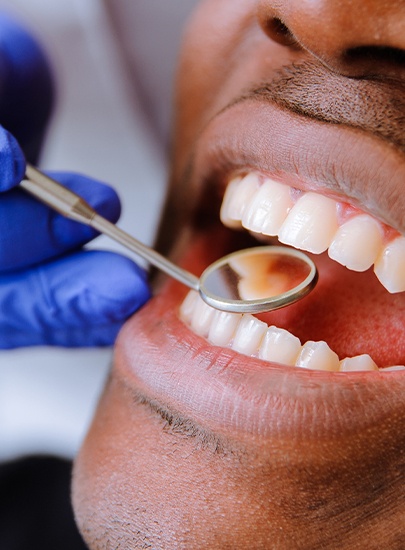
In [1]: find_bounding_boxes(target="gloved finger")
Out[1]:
[0,125,26,191]
[0,250,151,348]
[0,171,121,273]
[0,12,54,163]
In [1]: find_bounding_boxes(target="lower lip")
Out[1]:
[115,230,405,441]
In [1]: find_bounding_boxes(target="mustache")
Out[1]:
[246,61,405,153]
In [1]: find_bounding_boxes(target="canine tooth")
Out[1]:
[220,173,260,226]
[232,314,267,355]
[374,236,405,293]
[279,192,338,253]
[380,365,405,371]
[340,354,378,372]
[208,310,241,347]
[180,290,198,323]
[220,175,244,228]
[259,326,301,365]
[242,179,293,235]
[328,215,383,272]
[191,297,215,337]
[295,341,340,371]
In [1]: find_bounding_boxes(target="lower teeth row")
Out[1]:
[180,291,404,373]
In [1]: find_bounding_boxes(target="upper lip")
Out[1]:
[189,97,405,235]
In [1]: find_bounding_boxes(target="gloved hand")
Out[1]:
[0,131,151,348]
[0,13,151,348]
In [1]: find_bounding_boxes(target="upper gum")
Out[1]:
[226,170,400,240]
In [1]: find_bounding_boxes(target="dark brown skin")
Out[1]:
[73,2,405,548]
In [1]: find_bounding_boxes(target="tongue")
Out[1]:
[258,251,405,368]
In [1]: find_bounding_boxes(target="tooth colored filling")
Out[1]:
[220,172,405,293]
[180,291,404,372]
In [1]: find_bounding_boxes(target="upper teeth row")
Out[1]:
[180,290,405,373]
[220,172,405,294]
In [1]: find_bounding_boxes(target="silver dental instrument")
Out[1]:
[21,165,318,314]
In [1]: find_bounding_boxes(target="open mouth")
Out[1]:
[180,170,405,373]
[115,96,405,444]
[177,101,405,375]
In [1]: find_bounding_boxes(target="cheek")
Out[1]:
[72,377,286,550]
[174,1,256,171]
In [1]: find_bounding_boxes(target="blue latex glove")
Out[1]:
[0,14,151,348]
[0,12,54,164]
[0,139,151,348]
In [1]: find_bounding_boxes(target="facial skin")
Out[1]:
[73,1,405,548]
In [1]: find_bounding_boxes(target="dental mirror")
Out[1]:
[21,165,318,314]
[199,246,317,313]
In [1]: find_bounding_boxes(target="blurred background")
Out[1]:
[0,0,198,462]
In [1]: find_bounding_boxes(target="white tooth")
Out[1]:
[180,290,198,323]
[220,173,260,226]
[340,354,378,372]
[232,314,267,355]
[295,341,340,371]
[380,365,405,372]
[374,236,405,293]
[220,175,243,228]
[242,179,293,235]
[191,296,215,337]
[328,215,383,272]
[208,310,241,347]
[259,326,301,366]
[278,192,338,253]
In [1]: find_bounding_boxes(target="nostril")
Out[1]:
[343,45,405,78]
[261,17,300,48]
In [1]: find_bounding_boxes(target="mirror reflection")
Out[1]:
[200,246,316,311]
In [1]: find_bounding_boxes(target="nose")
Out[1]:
[258,0,405,79]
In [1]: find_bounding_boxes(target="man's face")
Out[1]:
[73,1,405,548]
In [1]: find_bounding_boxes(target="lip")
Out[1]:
[115,225,405,443]
[115,96,404,442]
[190,98,405,235]
[116,276,405,442]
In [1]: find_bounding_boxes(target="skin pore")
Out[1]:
[73,1,405,549]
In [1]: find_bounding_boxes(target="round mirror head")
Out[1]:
[199,246,318,314]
